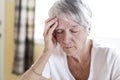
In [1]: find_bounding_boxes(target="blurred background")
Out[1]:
[0,0,120,80]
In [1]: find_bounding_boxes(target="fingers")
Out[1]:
[45,16,56,23]
[48,21,58,35]
[44,17,58,36]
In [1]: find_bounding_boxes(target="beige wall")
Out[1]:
[4,1,44,80]
[4,0,17,80]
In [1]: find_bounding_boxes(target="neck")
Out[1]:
[68,39,92,63]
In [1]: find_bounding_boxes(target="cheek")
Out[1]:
[73,32,81,41]
[56,36,63,43]
[73,32,87,44]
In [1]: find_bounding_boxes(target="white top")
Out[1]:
[42,39,120,80]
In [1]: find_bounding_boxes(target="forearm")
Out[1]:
[20,50,52,80]
[20,68,49,80]
[32,50,51,74]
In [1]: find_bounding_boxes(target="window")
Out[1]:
[87,0,120,39]
[34,0,57,43]
[34,0,120,44]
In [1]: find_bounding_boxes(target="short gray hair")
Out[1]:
[48,0,92,29]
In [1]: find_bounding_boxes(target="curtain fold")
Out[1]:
[12,0,35,75]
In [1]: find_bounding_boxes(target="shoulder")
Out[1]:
[92,38,120,58]
[91,39,120,79]
[91,38,120,66]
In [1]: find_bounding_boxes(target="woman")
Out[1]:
[20,0,120,80]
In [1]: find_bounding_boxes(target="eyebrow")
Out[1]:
[54,28,63,31]
[71,24,80,29]
[55,27,63,29]
[71,25,79,27]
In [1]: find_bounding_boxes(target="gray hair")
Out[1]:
[48,0,92,29]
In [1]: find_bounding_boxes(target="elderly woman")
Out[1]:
[20,0,120,80]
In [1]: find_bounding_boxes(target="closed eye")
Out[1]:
[70,30,79,33]
[55,29,64,34]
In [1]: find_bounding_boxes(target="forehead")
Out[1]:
[57,17,80,28]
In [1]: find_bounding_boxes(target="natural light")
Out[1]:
[34,0,120,43]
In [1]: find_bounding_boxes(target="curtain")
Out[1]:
[12,0,35,75]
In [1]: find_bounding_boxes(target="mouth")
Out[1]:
[64,46,73,49]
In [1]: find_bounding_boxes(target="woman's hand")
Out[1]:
[43,16,58,53]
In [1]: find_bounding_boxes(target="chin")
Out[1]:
[63,48,77,56]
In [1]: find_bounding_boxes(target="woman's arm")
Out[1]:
[19,51,51,80]
[19,17,58,80]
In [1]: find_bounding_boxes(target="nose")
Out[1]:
[62,31,72,45]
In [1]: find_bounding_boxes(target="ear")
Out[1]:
[87,27,91,35]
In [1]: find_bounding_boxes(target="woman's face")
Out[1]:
[55,17,89,56]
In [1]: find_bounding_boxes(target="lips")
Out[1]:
[64,46,72,49]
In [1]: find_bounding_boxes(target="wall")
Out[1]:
[34,44,44,60]
[4,0,44,80]
[4,0,17,80]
